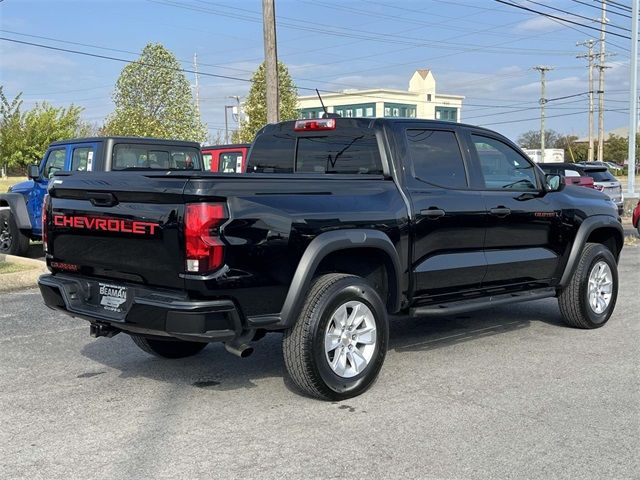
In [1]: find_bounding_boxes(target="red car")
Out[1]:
[201,144,250,173]
[632,200,640,234]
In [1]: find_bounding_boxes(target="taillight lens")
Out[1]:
[42,194,50,253]
[184,203,227,273]
[594,184,604,191]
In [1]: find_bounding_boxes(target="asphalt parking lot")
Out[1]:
[1,247,638,480]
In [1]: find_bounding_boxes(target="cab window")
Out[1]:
[471,135,539,191]
[71,147,94,172]
[42,148,66,179]
[219,151,243,173]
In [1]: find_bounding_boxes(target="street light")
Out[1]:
[224,105,235,144]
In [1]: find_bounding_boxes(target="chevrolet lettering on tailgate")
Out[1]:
[53,214,159,235]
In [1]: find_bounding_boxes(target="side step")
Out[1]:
[410,287,556,317]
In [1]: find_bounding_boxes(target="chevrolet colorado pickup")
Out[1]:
[38,118,623,400]
[1,136,203,256]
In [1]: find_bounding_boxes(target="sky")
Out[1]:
[0,0,637,143]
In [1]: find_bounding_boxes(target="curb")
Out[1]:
[0,254,47,293]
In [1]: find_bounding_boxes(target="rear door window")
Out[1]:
[71,146,94,172]
[219,151,243,173]
[406,129,467,188]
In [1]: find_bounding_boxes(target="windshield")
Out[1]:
[112,144,202,171]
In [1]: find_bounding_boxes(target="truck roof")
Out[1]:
[49,136,201,148]
[202,143,251,150]
[258,117,504,137]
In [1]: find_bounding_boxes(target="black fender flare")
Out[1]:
[0,193,32,230]
[559,215,624,287]
[278,229,403,327]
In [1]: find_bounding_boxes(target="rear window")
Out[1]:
[585,169,616,182]
[112,144,202,171]
[248,132,383,174]
[296,135,382,174]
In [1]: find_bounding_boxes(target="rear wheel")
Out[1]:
[0,209,30,256]
[283,274,389,400]
[558,243,618,329]
[130,335,208,358]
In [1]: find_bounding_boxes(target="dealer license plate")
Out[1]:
[98,283,128,313]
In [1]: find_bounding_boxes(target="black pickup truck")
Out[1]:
[38,118,623,400]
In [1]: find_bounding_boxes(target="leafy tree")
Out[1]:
[102,43,206,143]
[0,87,88,175]
[516,129,560,150]
[233,61,298,143]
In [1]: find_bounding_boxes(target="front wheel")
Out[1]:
[0,209,30,256]
[130,335,208,358]
[283,274,389,400]
[558,243,619,329]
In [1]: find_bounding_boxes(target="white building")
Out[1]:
[298,70,464,122]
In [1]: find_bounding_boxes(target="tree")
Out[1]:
[0,87,88,175]
[233,61,298,143]
[102,43,206,143]
[516,129,560,150]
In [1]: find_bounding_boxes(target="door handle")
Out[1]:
[490,206,511,217]
[420,208,445,219]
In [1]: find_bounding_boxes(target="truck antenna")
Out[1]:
[316,89,340,118]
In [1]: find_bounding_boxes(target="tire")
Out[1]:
[558,242,619,329]
[282,274,389,400]
[130,335,208,359]
[0,209,30,256]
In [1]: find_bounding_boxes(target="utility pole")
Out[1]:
[228,95,241,123]
[193,53,200,115]
[628,0,638,196]
[534,66,553,162]
[597,0,607,162]
[577,40,596,162]
[262,0,279,123]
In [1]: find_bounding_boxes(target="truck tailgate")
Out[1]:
[46,173,189,290]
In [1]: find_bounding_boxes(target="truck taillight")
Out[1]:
[42,194,50,253]
[294,118,336,131]
[184,203,227,273]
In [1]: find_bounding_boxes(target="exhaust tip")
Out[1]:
[225,342,254,358]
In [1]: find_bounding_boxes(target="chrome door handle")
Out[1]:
[490,207,511,217]
[421,208,445,219]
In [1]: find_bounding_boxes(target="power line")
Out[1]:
[525,0,631,32]
[569,0,632,19]
[493,0,632,39]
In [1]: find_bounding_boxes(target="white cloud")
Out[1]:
[0,46,75,73]
[513,16,563,33]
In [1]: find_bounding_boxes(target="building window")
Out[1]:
[334,103,376,118]
[426,94,432,102]
[383,103,417,118]
[300,107,324,119]
[435,106,457,122]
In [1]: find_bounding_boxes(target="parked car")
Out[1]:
[38,118,623,400]
[633,200,640,235]
[539,162,623,214]
[201,144,250,173]
[578,161,624,175]
[0,137,204,256]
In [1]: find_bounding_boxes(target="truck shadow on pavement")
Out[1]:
[79,299,565,394]
[389,298,564,353]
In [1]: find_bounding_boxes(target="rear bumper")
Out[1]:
[38,273,250,342]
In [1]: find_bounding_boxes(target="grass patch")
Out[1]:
[0,262,35,274]
[0,176,27,193]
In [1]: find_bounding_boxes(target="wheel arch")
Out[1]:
[559,215,624,288]
[0,193,32,230]
[279,229,403,327]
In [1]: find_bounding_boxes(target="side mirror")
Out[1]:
[545,174,563,191]
[27,164,40,180]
